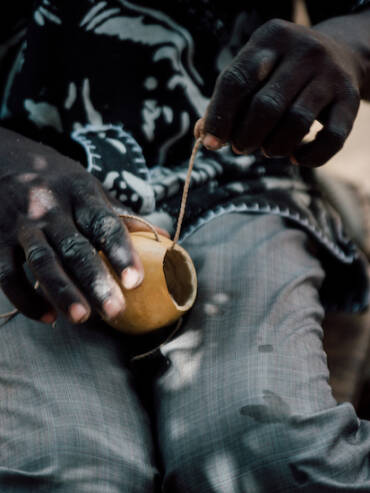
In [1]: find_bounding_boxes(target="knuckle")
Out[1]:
[76,206,126,248]
[327,126,348,149]
[268,18,289,30]
[57,234,92,262]
[76,205,109,229]
[59,240,103,287]
[219,65,248,92]
[288,106,314,131]
[341,82,361,106]
[253,92,284,115]
[302,38,326,59]
[261,18,290,38]
[26,244,54,269]
[69,171,98,195]
[56,234,110,290]
[74,206,91,231]
[69,175,104,209]
[91,212,123,243]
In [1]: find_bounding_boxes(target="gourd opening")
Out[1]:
[163,248,195,308]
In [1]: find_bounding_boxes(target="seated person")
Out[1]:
[0,1,369,491]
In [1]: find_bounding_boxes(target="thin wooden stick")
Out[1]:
[171,137,202,250]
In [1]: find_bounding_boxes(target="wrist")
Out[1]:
[312,8,370,99]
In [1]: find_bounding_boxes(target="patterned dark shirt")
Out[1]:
[0,0,369,312]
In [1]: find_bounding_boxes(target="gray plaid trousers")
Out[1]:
[0,213,369,492]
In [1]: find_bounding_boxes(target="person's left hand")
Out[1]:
[195,19,364,167]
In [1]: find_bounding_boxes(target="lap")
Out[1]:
[156,212,334,415]
[0,294,158,492]
[153,212,363,492]
[1,211,368,492]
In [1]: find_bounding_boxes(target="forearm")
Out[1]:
[313,7,370,100]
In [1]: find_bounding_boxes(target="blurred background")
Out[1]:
[324,103,370,193]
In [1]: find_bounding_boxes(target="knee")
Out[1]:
[161,397,351,492]
[161,395,293,491]
[0,422,155,491]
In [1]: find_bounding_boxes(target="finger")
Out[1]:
[203,47,278,145]
[230,59,313,153]
[44,213,126,320]
[74,199,144,291]
[261,80,331,158]
[293,96,359,167]
[0,246,56,322]
[18,226,91,324]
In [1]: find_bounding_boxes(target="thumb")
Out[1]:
[194,117,225,151]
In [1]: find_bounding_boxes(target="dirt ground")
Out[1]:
[321,102,370,192]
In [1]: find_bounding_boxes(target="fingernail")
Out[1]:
[261,148,271,158]
[69,303,89,324]
[121,267,143,290]
[231,145,244,155]
[202,134,222,150]
[40,311,57,324]
[290,155,299,166]
[103,296,125,319]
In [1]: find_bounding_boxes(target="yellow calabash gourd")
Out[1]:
[101,231,197,334]
[100,138,202,335]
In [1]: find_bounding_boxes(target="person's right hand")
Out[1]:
[0,127,157,325]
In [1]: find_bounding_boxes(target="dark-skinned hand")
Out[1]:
[196,12,370,167]
[0,127,168,325]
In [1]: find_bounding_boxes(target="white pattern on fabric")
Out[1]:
[0,0,368,313]
[34,1,62,26]
[24,99,63,133]
[80,0,208,162]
